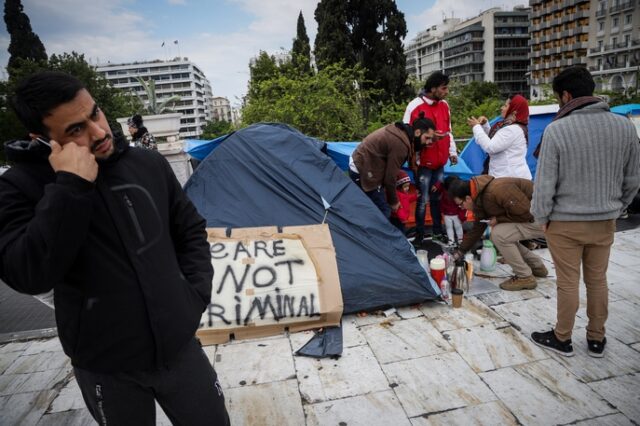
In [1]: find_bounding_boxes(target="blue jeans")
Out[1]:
[350,170,391,218]
[415,166,444,235]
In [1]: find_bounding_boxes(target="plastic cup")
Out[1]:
[430,258,446,284]
[416,250,429,271]
[451,288,464,308]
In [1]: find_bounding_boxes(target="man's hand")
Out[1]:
[452,249,463,260]
[431,185,438,193]
[49,141,98,182]
[541,223,548,233]
[391,202,401,212]
[478,116,488,125]
[434,130,449,141]
[449,155,458,165]
[489,216,497,227]
[467,117,481,127]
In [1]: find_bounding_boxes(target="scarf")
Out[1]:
[533,95,602,158]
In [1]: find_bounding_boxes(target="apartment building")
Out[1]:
[529,0,591,100]
[587,0,640,93]
[97,58,214,138]
[211,97,233,122]
[441,7,530,97]
[406,7,529,97]
[405,18,460,82]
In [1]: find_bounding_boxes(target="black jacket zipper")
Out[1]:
[123,194,146,244]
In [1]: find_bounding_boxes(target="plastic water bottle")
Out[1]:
[480,239,497,272]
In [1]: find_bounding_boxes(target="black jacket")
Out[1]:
[0,135,212,373]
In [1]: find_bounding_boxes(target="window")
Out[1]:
[625,14,632,25]
[598,21,604,31]
[613,17,619,28]
[598,40,603,50]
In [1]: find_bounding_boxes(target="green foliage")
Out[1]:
[4,0,47,77]
[529,84,556,106]
[242,63,375,140]
[201,120,234,139]
[365,101,406,134]
[134,77,181,115]
[314,0,409,103]
[446,80,503,139]
[314,0,354,69]
[291,12,312,75]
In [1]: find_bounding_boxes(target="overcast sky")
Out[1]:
[0,0,525,106]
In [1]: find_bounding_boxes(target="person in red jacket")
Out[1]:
[432,176,466,246]
[403,72,459,245]
[390,170,418,234]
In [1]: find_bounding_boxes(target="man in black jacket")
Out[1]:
[0,71,229,425]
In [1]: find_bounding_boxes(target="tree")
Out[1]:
[201,120,234,139]
[314,0,354,69]
[134,77,181,114]
[291,11,311,74]
[4,0,47,76]
[446,80,503,140]
[346,0,409,103]
[246,51,280,100]
[242,63,375,140]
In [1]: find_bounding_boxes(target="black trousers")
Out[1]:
[74,338,230,426]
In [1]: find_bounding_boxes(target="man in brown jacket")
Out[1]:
[448,175,548,290]
[350,117,435,219]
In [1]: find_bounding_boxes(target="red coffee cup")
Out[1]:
[430,258,446,285]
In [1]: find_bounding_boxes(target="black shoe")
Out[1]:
[413,232,424,247]
[587,337,607,358]
[531,330,574,357]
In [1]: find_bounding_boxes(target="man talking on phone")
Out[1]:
[0,71,229,425]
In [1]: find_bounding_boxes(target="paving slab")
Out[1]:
[354,311,399,327]
[36,409,94,426]
[420,297,507,332]
[0,341,31,354]
[0,350,21,375]
[48,377,85,413]
[446,325,548,373]
[476,287,542,307]
[0,389,57,425]
[588,373,640,422]
[225,379,305,426]
[396,306,425,319]
[382,352,497,417]
[492,296,587,338]
[573,413,635,426]
[632,343,640,352]
[295,344,389,404]
[305,390,412,426]
[360,317,451,364]
[547,330,640,383]
[578,300,640,345]
[215,337,295,388]
[22,338,63,355]
[4,350,69,375]
[410,401,518,426]
[480,359,617,426]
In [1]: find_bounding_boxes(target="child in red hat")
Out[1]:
[390,170,417,235]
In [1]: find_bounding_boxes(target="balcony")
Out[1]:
[609,0,636,14]
[595,8,607,18]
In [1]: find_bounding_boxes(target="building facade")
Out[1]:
[529,0,591,100]
[211,97,233,122]
[405,19,460,82]
[406,7,529,98]
[97,58,214,138]
[587,0,639,93]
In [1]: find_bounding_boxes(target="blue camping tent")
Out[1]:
[185,105,560,181]
[184,123,441,314]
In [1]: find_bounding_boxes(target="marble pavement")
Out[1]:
[1,228,639,425]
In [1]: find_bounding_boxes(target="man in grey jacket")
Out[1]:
[531,66,640,358]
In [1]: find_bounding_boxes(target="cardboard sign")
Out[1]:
[197,224,343,344]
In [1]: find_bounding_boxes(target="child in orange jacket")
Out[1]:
[390,171,417,235]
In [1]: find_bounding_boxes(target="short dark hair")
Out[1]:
[552,66,595,98]
[423,71,449,94]
[442,175,459,191]
[411,112,435,132]
[11,71,86,136]
[447,177,471,200]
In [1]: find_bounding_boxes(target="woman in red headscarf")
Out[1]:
[467,94,532,179]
